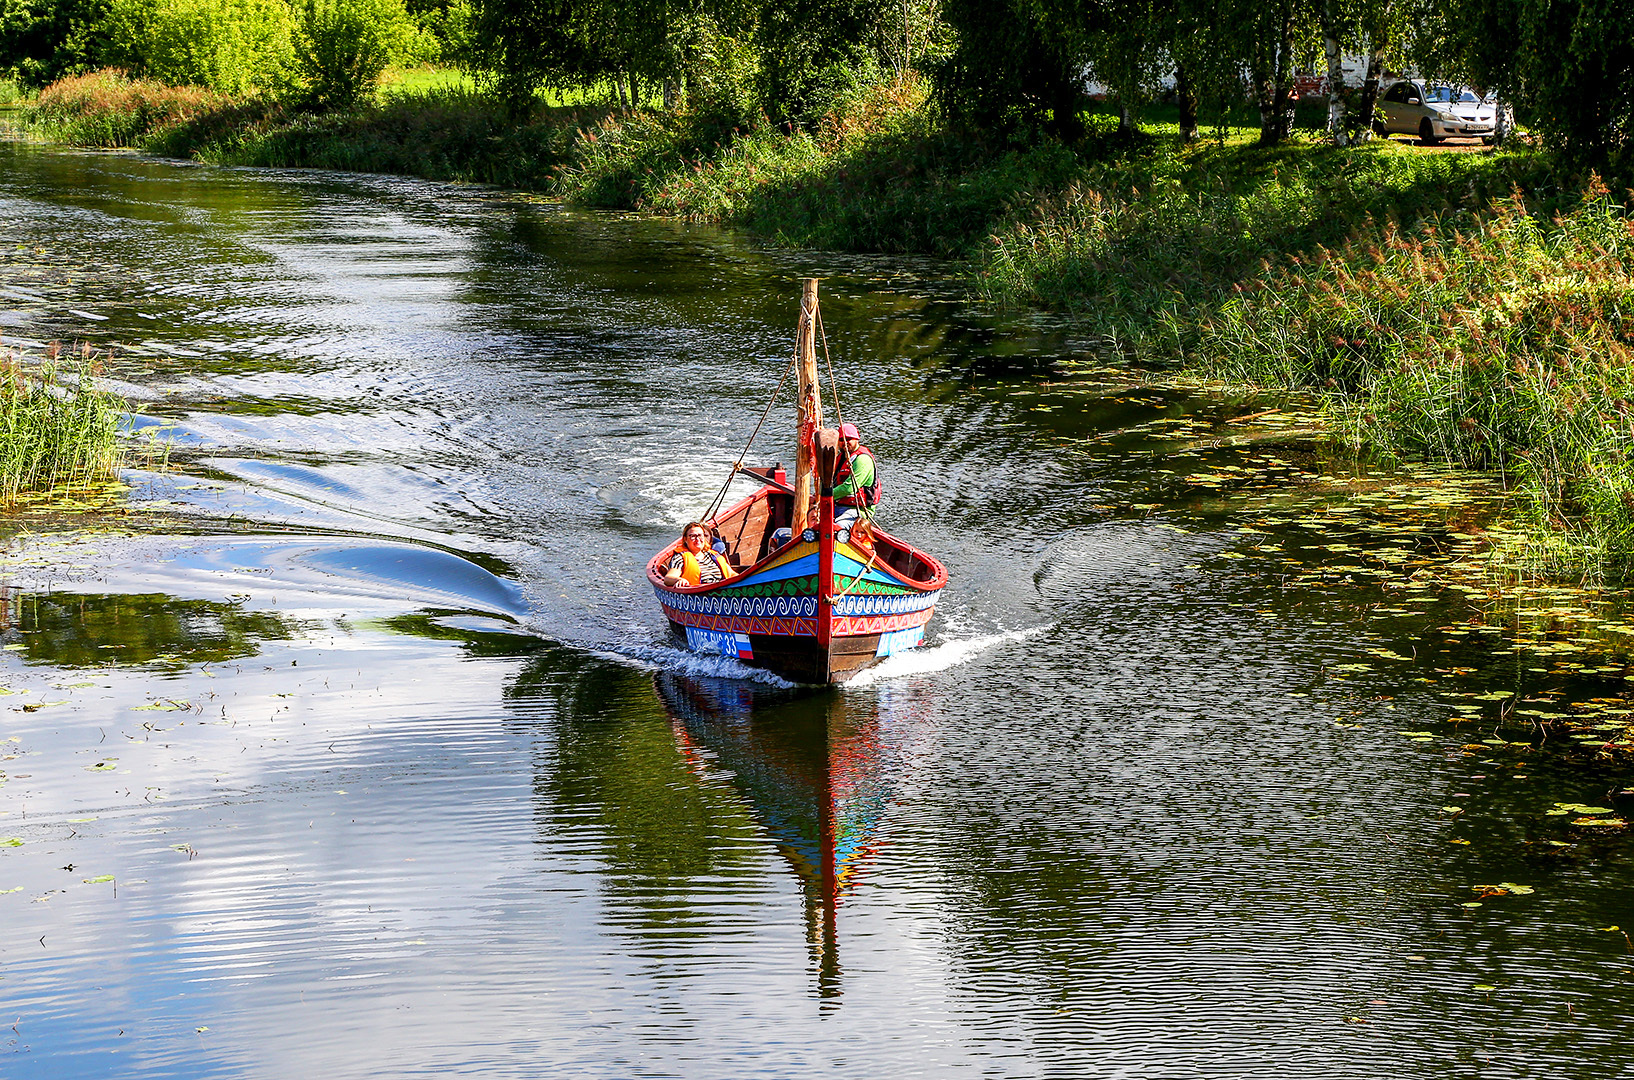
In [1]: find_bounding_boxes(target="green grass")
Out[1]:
[554,78,1089,256]
[377,64,477,99]
[1184,177,1634,577]
[0,353,125,504]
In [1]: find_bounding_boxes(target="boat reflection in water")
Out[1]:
[653,672,931,999]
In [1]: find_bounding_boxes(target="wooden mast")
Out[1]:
[792,278,823,531]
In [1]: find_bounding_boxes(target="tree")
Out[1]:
[0,0,108,86]
[294,0,419,107]
[932,0,1086,138]
[1410,0,1633,169]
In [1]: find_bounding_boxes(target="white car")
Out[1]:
[1375,80,1496,144]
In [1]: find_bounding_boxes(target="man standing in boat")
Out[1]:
[832,422,880,529]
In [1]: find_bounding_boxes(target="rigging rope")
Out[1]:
[828,543,881,603]
[813,302,860,494]
[699,289,855,526]
[815,304,844,431]
[700,349,797,523]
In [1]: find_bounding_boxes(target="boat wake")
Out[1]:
[846,626,1050,687]
[598,642,801,688]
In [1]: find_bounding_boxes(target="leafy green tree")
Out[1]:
[1167,0,1243,140]
[1234,0,1308,144]
[101,0,296,94]
[0,0,108,86]
[293,0,421,107]
[931,0,1086,138]
[1410,0,1632,170]
[755,0,888,124]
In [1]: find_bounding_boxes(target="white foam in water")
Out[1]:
[846,625,1050,687]
[597,641,800,688]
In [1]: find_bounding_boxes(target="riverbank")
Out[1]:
[8,70,1634,577]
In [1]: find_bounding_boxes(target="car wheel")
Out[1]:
[1371,120,1386,137]
[1419,118,1439,145]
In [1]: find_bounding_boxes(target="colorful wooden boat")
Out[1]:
[647,281,947,684]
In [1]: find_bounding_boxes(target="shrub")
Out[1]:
[292,0,420,109]
[101,0,296,95]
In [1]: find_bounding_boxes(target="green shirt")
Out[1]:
[833,450,874,500]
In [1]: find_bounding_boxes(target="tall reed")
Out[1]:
[23,69,227,147]
[0,350,125,504]
[1186,176,1634,575]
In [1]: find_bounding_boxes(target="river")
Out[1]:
[1,141,1632,1079]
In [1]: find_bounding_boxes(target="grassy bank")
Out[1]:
[17,70,595,186]
[1187,179,1634,575]
[12,70,1634,575]
[0,352,125,504]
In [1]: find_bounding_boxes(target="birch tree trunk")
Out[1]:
[1355,42,1387,140]
[1319,0,1350,145]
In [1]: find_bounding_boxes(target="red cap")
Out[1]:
[838,422,860,440]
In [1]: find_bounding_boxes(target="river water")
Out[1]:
[1,142,1632,1079]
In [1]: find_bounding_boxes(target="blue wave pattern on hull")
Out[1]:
[656,587,821,620]
[833,590,940,617]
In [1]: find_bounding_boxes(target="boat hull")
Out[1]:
[653,531,942,685]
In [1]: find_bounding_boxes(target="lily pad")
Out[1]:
[1554,803,1614,815]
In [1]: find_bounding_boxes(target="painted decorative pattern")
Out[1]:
[832,588,939,618]
[657,585,820,620]
[663,605,820,638]
[659,584,941,640]
[831,607,936,636]
[718,577,818,598]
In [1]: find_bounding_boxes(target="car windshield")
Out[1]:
[1426,86,1480,104]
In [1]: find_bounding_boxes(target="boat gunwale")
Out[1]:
[645,483,947,597]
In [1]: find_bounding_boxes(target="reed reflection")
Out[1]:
[2,587,302,667]
[654,673,931,999]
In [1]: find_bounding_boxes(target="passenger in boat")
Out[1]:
[832,422,880,529]
[662,522,736,587]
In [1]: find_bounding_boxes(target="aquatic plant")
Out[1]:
[0,349,125,505]
[1187,177,1634,577]
[22,69,228,147]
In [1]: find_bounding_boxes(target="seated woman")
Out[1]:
[662,522,737,587]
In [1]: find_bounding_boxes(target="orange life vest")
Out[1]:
[670,546,735,586]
